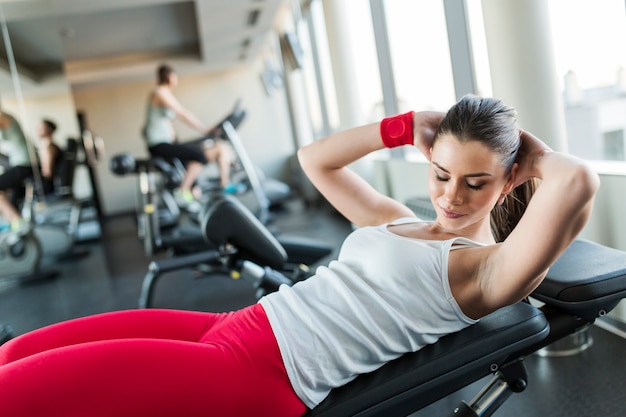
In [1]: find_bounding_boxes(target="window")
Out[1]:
[550,0,626,161]
[300,0,340,138]
[383,0,456,115]
[604,129,625,161]
[549,0,626,92]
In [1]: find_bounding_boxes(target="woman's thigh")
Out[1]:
[0,308,227,365]
[1,329,305,417]
[149,143,207,165]
[0,165,32,191]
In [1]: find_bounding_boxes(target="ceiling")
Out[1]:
[0,0,289,92]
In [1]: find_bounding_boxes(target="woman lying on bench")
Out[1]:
[0,95,599,416]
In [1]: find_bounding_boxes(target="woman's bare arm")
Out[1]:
[479,131,600,311]
[154,88,208,134]
[298,112,444,227]
[298,123,413,227]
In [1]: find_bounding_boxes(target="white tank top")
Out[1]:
[0,113,30,167]
[142,93,176,147]
[259,217,482,409]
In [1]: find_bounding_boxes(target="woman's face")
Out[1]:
[168,72,178,87]
[428,133,514,236]
[37,122,47,137]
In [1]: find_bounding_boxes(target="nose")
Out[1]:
[443,181,463,205]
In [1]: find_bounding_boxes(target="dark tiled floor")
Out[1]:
[1,196,625,416]
[0,198,352,335]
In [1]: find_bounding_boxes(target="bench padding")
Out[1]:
[533,239,626,319]
[307,302,548,417]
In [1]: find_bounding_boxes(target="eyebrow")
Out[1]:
[432,161,493,178]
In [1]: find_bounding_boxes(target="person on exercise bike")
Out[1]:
[0,95,599,416]
[0,113,62,234]
[142,63,235,211]
[36,118,63,196]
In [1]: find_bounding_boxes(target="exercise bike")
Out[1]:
[109,100,293,257]
[0,137,94,281]
[0,222,50,281]
[187,99,292,218]
[0,181,59,283]
[25,138,92,260]
[0,155,47,281]
[110,153,188,257]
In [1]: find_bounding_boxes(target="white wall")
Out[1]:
[71,57,294,215]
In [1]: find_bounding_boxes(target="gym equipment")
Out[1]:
[190,100,292,218]
[138,193,333,308]
[0,158,72,280]
[109,153,187,256]
[305,239,626,416]
[110,100,292,256]
[30,116,104,245]
[0,228,43,277]
[0,323,11,345]
[0,219,59,282]
[22,139,90,260]
[0,137,94,280]
[76,111,105,231]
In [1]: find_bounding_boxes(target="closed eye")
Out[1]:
[436,174,484,190]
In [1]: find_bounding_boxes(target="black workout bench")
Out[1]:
[307,239,626,417]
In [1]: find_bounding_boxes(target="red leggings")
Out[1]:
[0,304,306,417]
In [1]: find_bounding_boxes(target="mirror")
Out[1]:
[0,2,100,240]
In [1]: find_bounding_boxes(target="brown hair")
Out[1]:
[157,64,174,85]
[42,119,57,134]
[434,95,538,242]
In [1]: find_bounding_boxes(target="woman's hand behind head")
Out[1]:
[412,111,445,160]
[514,129,552,186]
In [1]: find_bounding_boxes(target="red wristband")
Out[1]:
[380,111,415,148]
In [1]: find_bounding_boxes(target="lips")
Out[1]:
[440,207,464,219]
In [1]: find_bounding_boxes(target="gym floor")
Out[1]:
[1,196,625,416]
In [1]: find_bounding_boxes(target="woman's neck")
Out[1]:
[430,219,496,245]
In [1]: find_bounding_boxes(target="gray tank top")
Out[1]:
[142,94,176,147]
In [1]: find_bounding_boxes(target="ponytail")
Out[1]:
[490,178,539,242]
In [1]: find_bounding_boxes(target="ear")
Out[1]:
[503,162,519,194]
[497,163,518,205]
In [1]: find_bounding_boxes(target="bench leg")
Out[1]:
[449,359,528,417]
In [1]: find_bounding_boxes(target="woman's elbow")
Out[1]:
[575,164,600,201]
[296,145,312,173]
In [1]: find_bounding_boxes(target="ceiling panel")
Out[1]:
[0,0,287,90]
